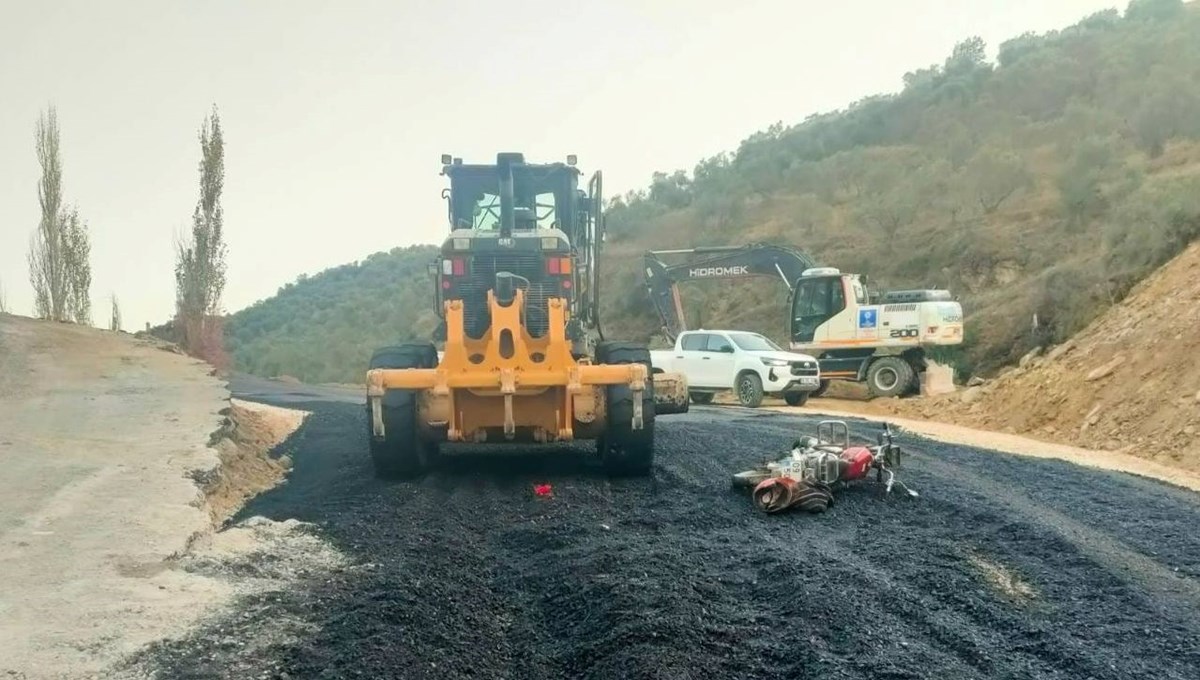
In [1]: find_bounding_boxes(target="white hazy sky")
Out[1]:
[0,0,1120,330]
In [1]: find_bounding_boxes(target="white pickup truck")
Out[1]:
[649,329,822,408]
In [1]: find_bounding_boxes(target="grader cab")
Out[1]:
[365,152,688,479]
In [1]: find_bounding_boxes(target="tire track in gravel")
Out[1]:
[137,400,1200,680]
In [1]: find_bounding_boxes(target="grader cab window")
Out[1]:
[449,166,572,232]
[534,191,557,229]
[472,193,502,230]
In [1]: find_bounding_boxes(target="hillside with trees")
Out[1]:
[225,0,1200,383]
[225,245,439,382]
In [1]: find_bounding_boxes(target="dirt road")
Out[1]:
[136,380,1200,680]
[0,316,309,679]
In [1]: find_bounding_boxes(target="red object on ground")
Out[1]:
[533,484,553,497]
[839,447,874,481]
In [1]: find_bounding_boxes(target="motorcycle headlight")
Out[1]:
[761,358,789,367]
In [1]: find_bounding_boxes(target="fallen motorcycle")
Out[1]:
[730,420,918,514]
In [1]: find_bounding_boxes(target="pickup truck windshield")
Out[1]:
[729,332,781,352]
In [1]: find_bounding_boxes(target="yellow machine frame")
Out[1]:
[366,289,646,444]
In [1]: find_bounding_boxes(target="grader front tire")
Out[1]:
[367,344,439,479]
[595,342,656,477]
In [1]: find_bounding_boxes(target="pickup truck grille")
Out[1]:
[790,360,819,376]
[457,254,556,339]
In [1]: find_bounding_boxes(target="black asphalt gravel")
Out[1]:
[137,382,1200,680]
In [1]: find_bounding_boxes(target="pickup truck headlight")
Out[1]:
[760,358,789,367]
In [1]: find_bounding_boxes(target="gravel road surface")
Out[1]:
[141,378,1200,680]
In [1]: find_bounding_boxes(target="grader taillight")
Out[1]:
[440,257,466,276]
[546,257,572,275]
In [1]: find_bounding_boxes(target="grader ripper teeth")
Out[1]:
[367,289,647,444]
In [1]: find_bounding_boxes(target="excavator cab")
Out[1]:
[790,269,847,343]
[788,267,963,394]
[789,268,873,344]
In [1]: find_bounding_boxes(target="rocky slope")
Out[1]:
[883,241,1200,472]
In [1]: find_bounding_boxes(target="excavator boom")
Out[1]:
[643,244,817,339]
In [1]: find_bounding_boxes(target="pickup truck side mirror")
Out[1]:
[718,345,734,353]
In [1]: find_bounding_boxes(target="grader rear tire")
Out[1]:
[367,343,440,479]
[595,342,656,477]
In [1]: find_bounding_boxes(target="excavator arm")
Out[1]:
[643,243,817,340]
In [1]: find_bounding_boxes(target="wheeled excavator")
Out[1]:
[643,244,964,398]
[364,153,688,479]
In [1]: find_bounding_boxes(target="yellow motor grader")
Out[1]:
[365,153,688,478]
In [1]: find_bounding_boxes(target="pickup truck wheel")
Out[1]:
[811,379,830,398]
[689,391,714,405]
[596,342,655,477]
[866,357,915,399]
[366,344,439,479]
[783,391,809,407]
[735,372,765,408]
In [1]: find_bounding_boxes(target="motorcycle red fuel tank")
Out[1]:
[839,447,874,481]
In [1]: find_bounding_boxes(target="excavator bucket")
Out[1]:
[651,372,689,414]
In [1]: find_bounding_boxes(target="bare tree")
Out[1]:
[27,106,91,324]
[63,207,92,324]
[109,294,121,331]
[28,107,66,320]
[0,278,8,314]
[175,105,227,357]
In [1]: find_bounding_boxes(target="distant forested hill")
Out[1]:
[225,245,439,383]
[227,0,1200,383]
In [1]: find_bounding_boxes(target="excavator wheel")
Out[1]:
[904,370,922,397]
[595,342,656,477]
[865,356,915,399]
[366,343,440,479]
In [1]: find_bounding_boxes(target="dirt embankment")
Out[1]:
[841,241,1200,473]
[0,314,326,679]
[200,398,305,525]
